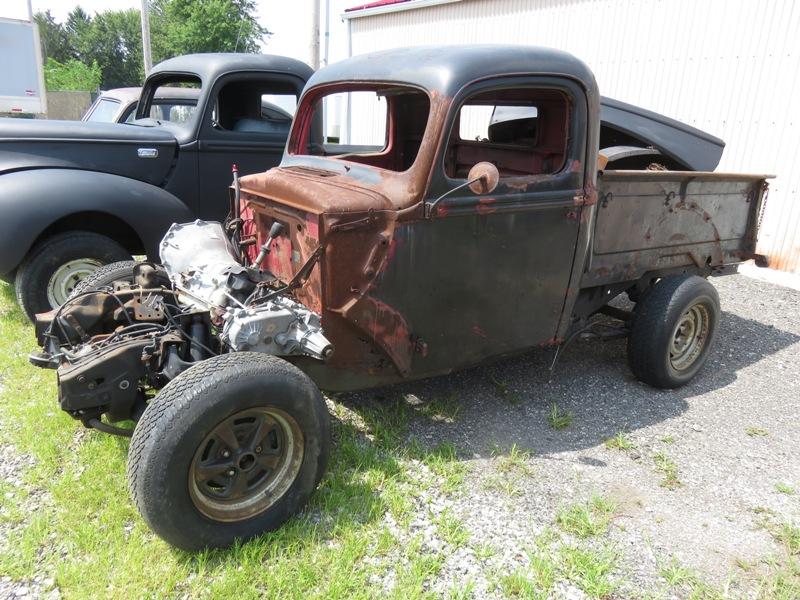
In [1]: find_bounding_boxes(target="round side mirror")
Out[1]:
[467,162,500,195]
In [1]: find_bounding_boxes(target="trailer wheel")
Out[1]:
[627,275,720,389]
[69,261,169,298]
[15,232,130,320]
[127,352,330,551]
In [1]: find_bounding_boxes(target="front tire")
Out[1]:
[127,352,330,551]
[627,275,720,389]
[15,232,130,320]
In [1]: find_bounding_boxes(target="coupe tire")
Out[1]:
[127,352,330,551]
[627,275,720,389]
[15,232,130,320]
[69,260,169,298]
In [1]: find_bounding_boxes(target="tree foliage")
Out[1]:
[44,58,102,91]
[33,0,269,90]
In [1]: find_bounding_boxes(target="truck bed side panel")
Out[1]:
[583,171,767,287]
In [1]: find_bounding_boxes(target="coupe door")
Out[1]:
[196,73,304,221]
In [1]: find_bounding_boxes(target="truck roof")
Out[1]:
[305,44,599,99]
[149,53,315,86]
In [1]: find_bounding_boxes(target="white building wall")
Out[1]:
[345,0,800,272]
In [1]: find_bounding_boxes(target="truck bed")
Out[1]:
[582,170,770,287]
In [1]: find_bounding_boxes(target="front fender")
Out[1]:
[0,169,196,277]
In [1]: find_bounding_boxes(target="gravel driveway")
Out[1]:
[342,272,800,597]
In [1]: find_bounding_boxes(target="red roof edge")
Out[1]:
[345,0,412,12]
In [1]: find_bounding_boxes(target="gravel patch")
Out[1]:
[0,443,60,600]
[344,273,800,596]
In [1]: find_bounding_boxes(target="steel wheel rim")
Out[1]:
[46,259,103,307]
[669,303,710,371]
[189,407,304,522]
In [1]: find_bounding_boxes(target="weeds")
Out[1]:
[556,495,617,538]
[433,509,470,549]
[415,392,462,423]
[494,444,534,476]
[548,403,573,430]
[653,451,682,489]
[747,427,769,437]
[604,431,635,451]
[558,544,618,598]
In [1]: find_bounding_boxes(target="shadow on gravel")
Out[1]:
[338,310,800,457]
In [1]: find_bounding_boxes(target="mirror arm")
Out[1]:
[425,176,484,219]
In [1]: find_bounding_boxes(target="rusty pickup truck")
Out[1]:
[30,45,769,550]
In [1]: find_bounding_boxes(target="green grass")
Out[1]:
[412,391,462,423]
[547,403,573,430]
[433,509,470,549]
[499,549,556,600]
[604,431,635,451]
[0,282,472,599]
[772,522,800,556]
[482,444,535,498]
[493,443,534,476]
[558,544,619,597]
[556,495,617,538]
[775,483,796,496]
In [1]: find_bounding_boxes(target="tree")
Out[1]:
[33,10,73,63]
[150,0,269,61]
[44,58,102,91]
[33,1,269,90]
[80,9,145,89]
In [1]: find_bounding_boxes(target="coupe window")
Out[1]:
[85,97,121,122]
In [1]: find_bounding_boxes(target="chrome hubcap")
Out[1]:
[46,259,103,307]
[669,303,710,371]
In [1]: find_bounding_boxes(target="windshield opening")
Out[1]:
[291,85,430,172]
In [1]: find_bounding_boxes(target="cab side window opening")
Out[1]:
[213,80,297,135]
[445,88,570,179]
[298,86,430,173]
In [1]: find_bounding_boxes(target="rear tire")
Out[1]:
[627,275,720,389]
[15,232,130,320]
[127,352,330,551]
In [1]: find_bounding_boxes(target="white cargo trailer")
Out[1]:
[0,16,47,116]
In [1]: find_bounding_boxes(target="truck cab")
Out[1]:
[235,45,766,390]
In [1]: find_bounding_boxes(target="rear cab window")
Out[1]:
[208,79,298,137]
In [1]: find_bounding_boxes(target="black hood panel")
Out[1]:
[0,118,177,185]
[600,97,725,171]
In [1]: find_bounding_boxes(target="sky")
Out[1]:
[1,0,353,67]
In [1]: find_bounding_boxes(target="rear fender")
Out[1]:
[0,169,195,276]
